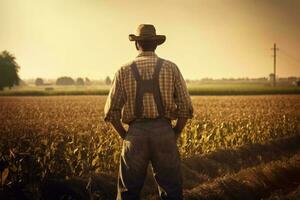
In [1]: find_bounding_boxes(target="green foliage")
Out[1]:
[187,84,300,95]
[1,84,299,96]
[178,96,299,157]
[0,51,20,90]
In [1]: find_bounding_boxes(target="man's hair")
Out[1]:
[136,40,157,51]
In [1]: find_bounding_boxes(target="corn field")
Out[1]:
[0,95,299,200]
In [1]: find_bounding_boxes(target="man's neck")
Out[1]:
[139,50,155,53]
[137,51,157,58]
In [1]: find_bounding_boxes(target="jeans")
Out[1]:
[116,118,183,200]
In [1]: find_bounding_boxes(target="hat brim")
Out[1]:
[129,34,166,45]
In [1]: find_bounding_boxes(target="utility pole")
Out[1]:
[271,43,279,86]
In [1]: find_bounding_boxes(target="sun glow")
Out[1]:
[0,0,300,80]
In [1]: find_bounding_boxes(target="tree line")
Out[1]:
[36,77,91,86]
[0,50,113,90]
[35,76,112,86]
[1,50,299,90]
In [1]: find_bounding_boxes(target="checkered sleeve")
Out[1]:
[104,69,126,122]
[173,65,194,119]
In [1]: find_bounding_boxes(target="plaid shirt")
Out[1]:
[104,51,193,124]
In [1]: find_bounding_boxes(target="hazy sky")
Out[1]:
[0,0,300,79]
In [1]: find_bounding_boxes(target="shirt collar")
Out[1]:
[136,51,157,58]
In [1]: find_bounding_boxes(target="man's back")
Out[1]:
[104,51,193,124]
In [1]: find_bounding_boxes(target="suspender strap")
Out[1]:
[130,58,165,118]
[130,62,141,81]
[152,59,165,116]
[131,62,143,117]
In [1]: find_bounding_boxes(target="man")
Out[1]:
[104,24,193,200]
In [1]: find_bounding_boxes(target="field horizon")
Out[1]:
[0,83,300,96]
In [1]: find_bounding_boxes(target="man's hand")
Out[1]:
[110,120,127,139]
[173,118,188,140]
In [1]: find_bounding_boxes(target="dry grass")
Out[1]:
[180,134,300,189]
[184,154,300,200]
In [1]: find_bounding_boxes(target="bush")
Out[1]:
[45,87,54,91]
[56,77,75,86]
[35,78,44,86]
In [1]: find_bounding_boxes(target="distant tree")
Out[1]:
[56,76,75,85]
[85,77,91,85]
[76,77,85,86]
[35,78,44,86]
[288,77,298,81]
[105,76,112,85]
[0,51,20,90]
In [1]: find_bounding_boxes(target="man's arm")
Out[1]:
[104,69,126,139]
[173,65,194,139]
[173,117,188,139]
[110,120,127,139]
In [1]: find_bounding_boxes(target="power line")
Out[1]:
[278,55,300,69]
[280,48,300,65]
[279,54,300,66]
